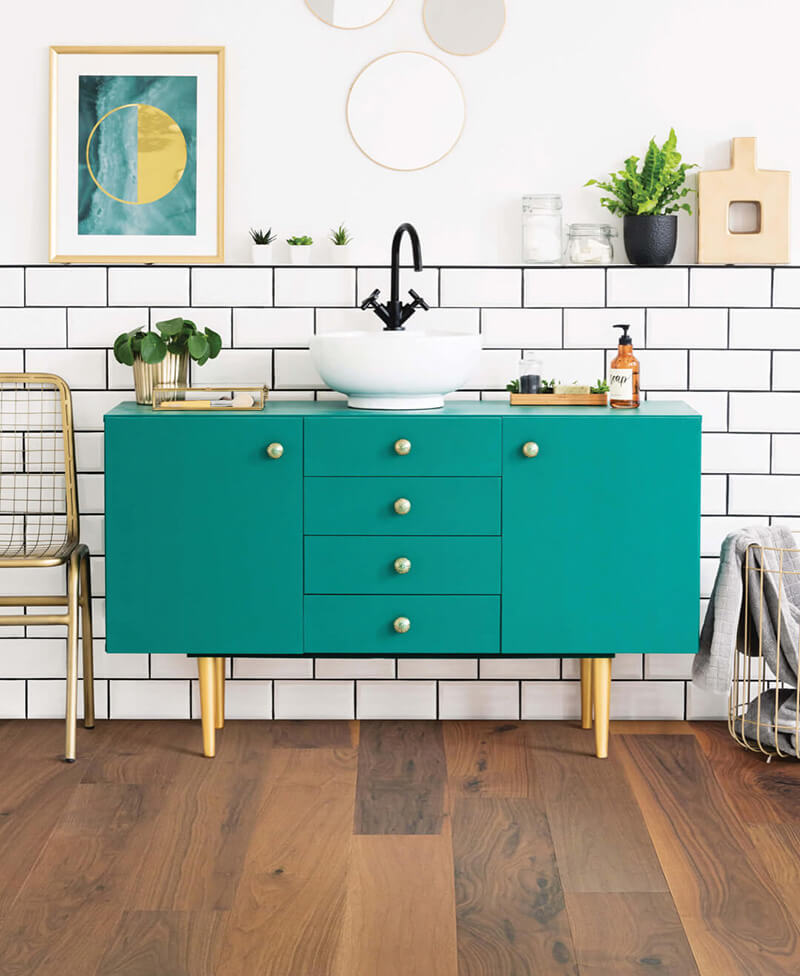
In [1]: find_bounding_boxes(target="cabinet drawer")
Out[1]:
[305,536,501,594]
[304,477,500,535]
[304,595,500,654]
[304,416,501,476]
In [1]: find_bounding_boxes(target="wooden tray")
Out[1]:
[510,393,608,406]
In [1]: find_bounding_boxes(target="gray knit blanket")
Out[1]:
[693,525,800,695]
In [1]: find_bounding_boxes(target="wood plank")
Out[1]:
[610,721,695,735]
[452,796,578,975]
[215,746,356,976]
[355,720,446,834]
[80,720,209,785]
[0,781,162,976]
[693,721,800,824]
[96,910,227,976]
[748,824,800,916]
[619,734,800,975]
[528,722,667,892]
[443,721,528,798]
[270,719,354,749]
[336,834,458,976]
[0,721,104,917]
[124,722,274,911]
[565,892,699,975]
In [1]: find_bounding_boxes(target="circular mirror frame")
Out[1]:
[305,0,396,31]
[346,51,466,172]
[422,0,506,56]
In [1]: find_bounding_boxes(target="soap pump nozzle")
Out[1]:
[614,323,632,345]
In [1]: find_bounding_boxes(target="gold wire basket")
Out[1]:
[729,535,800,760]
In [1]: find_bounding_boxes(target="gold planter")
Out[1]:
[132,351,189,405]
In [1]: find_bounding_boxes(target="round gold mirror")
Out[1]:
[347,52,465,171]
[306,0,395,29]
[423,0,506,56]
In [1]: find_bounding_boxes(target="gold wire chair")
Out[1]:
[729,534,800,760]
[0,374,94,761]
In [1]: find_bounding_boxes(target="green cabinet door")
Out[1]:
[502,414,701,655]
[105,415,303,654]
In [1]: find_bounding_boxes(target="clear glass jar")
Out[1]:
[566,223,616,265]
[522,195,563,264]
[518,352,543,393]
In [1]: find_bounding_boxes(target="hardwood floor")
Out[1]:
[1,719,799,975]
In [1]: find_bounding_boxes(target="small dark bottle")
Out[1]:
[609,324,640,409]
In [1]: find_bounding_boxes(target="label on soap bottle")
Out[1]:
[609,368,633,400]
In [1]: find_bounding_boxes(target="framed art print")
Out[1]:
[50,46,224,263]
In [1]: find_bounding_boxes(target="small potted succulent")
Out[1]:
[249,227,277,265]
[329,224,353,264]
[113,317,222,404]
[585,128,696,266]
[286,235,314,265]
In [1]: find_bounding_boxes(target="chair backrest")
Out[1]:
[0,373,79,558]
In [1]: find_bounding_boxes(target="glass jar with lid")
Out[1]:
[522,195,563,264]
[566,223,617,265]
[518,351,543,393]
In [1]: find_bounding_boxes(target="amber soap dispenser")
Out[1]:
[609,324,640,408]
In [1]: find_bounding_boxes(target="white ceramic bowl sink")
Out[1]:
[309,330,481,410]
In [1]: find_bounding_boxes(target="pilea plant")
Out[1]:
[287,235,313,246]
[249,227,276,245]
[585,128,697,216]
[114,318,222,367]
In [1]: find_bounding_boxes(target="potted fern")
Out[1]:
[113,317,222,404]
[249,227,276,265]
[329,224,353,264]
[287,235,314,265]
[585,129,696,266]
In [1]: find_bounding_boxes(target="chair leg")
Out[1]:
[64,549,81,762]
[79,549,95,729]
[592,658,612,759]
[197,657,216,758]
[580,658,593,729]
[214,658,225,730]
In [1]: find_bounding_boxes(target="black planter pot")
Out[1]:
[623,214,677,266]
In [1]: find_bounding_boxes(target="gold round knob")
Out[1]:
[393,497,411,515]
[266,442,284,459]
[393,616,411,634]
[522,441,539,458]
[394,557,411,575]
[394,438,411,456]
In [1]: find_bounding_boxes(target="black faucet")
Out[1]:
[360,223,430,330]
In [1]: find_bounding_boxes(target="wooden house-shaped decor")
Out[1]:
[698,137,790,264]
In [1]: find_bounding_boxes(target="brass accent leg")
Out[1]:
[197,657,216,758]
[64,549,80,762]
[592,658,612,759]
[214,657,225,730]
[580,658,593,729]
[79,549,95,729]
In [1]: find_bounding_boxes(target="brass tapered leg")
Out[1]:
[214,658,225,730]
[592,658,612,759]
[64,550,80,762]
[197,657,216,758]
[79,549,95,729]
[580,658,593,729]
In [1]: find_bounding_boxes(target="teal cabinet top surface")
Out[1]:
[106,400,699,419]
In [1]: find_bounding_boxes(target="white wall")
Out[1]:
[3,0,800,265]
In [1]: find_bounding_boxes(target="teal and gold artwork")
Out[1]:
[78,75,197,236]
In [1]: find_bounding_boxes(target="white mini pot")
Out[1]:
[288,245,312,266]
[330,246,351,265]
[251,243,273,265]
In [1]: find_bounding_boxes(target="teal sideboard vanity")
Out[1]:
[104,400,701,759]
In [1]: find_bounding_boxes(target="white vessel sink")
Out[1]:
[309,330,481,410]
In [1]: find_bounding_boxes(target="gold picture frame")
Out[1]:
[49,45,224,264]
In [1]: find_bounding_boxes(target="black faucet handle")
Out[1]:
[408,288,430,311]
[360,288,381,310]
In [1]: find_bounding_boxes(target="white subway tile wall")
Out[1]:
[1,263,798,721]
